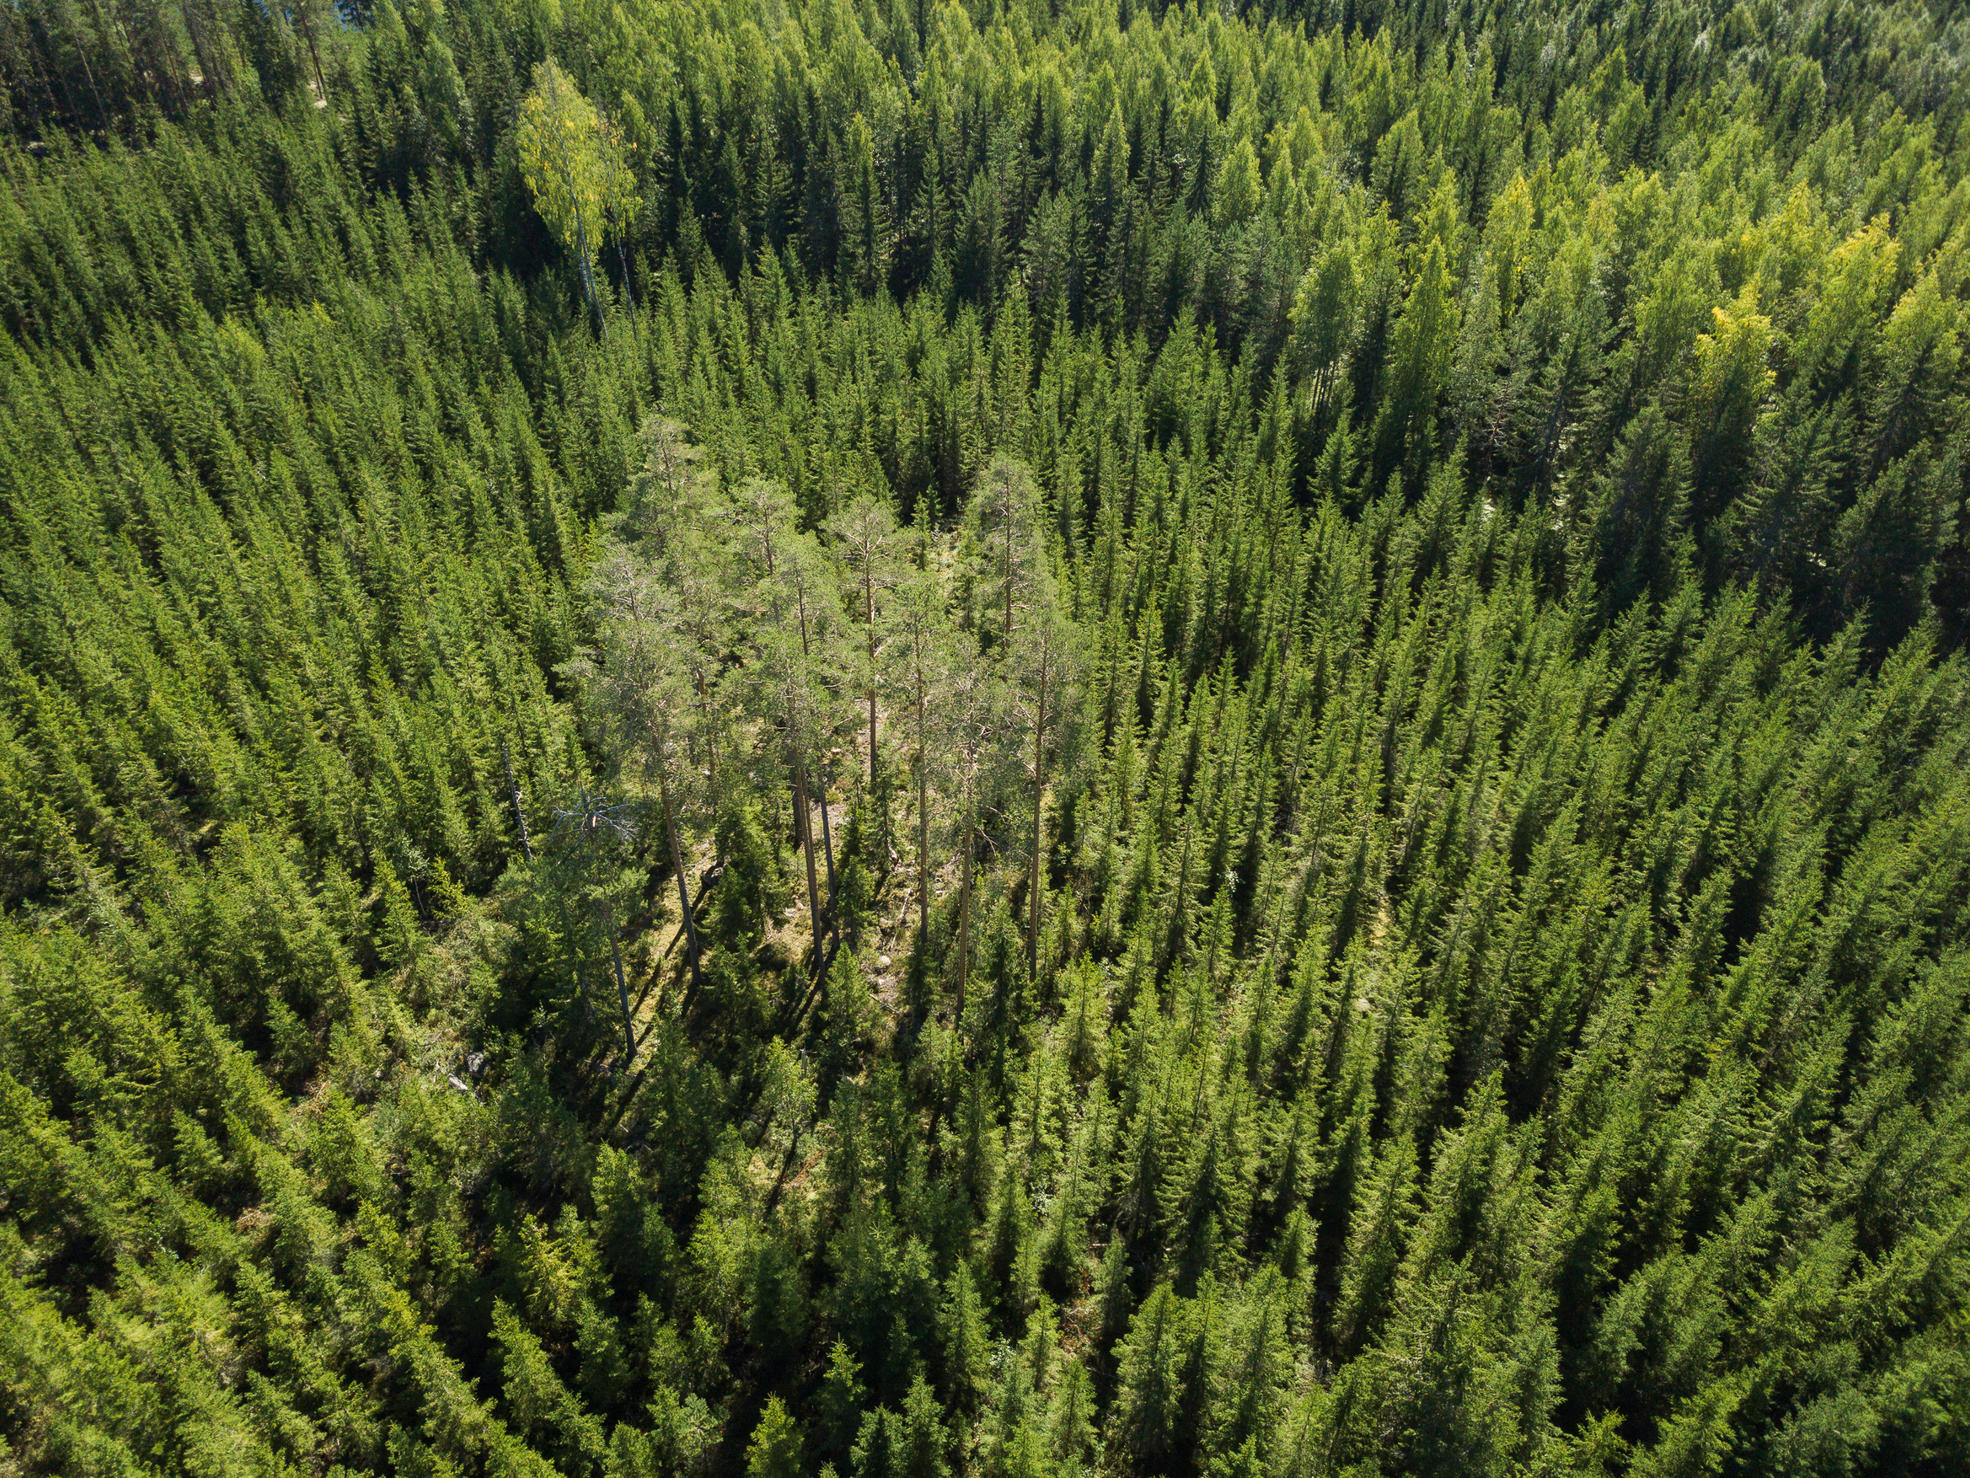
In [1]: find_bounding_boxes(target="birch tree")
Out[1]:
[518,59,637,331]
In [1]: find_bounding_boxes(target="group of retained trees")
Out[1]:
[580,416,1070,1023]
[3,1,1970,1478]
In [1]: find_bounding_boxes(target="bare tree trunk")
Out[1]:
[695,668,719,844]
[660,777,703,998]
[291,0,327,107]
[863,568,880,789]
[817,770,838,938]
[608,916,635,1066]
[1003,500,1014,642]
[868,687,879,784]
[790,582,831,951]
[794,751,822,957]
[25,8,85,130]
[916,672,930,947]
[503,740,534,861]
[87,0,137,110]
[70,8,110,128]
[956,811,974,1019]
[179,0,226,95]
[614,226,635,310]
[1027,659,1046,987]
[573,212,603,331]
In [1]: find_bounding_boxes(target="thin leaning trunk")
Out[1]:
[817,772,838,930]
[866,574,880,788]
[573,211,603,330]
[607,912,635,1066]
[180,0,227,94]
[956,807,974,1019]
[300,16,327,106]
[867,687,879,790]
[695,668,719,844]
[916,670,930,947]
[613,222,635,310]
[1002,481,1015,643]
[918,767,931,944]
[661,776,703,999]
[791,583,829,952]
[1027,660,1046,987]
[503,739,534,862]
[793,750,822,958]
[72,14,109,125]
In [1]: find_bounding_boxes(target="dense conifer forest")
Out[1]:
[4,0,1970,1474]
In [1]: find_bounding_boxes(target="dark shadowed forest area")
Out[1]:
[3,1,1969,1476]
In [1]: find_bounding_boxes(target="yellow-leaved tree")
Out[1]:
[517,59,637,328]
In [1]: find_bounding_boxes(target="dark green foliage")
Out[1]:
[710,800,786,955]
[4,3,1970,1478]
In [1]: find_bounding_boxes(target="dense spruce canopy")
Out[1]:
[3,2,1970,1476]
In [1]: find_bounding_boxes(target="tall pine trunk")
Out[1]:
[794,751,822,959]
[916,665,930,947]
[661,776,703,999]
[613,223,635,310]
[956,807,974,1018]
[866,579,879,789]
[608,914,634,1065]
[792,582,830,954]
[818,772,838,928]
[695,668,719,846]
[1003,502,1014,641]
[573,212,603,330]
[502,739,533,862]
[1027,660,1046,987]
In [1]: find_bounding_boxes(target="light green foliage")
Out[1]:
[518,58,637,325]
[745,1395,802,1478]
